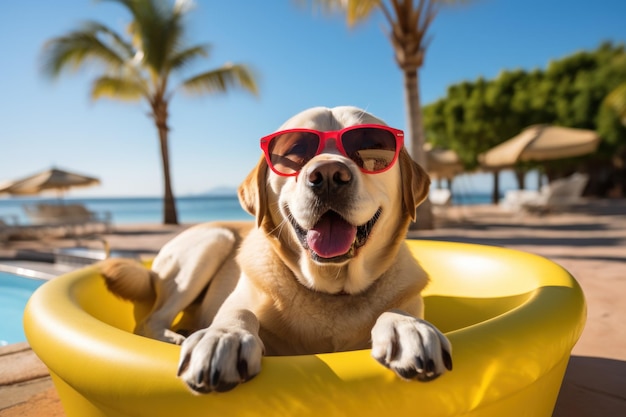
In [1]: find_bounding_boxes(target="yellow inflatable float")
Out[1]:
[24,240,586,417]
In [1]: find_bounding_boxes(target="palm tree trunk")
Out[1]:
[158,127,178,225]
[153,101,179,225]
[404,67,434,230]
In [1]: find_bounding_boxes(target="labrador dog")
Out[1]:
[100,106,452,394]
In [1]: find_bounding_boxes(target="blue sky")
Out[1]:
[1,0,625,197]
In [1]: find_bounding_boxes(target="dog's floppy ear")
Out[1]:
[399,148,431,221]
[238,155,268,227]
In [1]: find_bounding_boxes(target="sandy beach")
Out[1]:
[1,199,625,416]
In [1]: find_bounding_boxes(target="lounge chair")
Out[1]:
[502,173,589,213]
[22,203,112,235]
[430,188,452,206]
[0,217,12,242]
[430,188,452,218]
[501,189,542,212]
[0,215,52,242]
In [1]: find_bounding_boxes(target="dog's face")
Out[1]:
[239,106,430,295]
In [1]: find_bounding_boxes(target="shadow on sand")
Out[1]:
[420,232,624,250]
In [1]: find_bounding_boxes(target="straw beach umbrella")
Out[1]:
[478,125,600,169]
[0,167,100,197]
[425,144,464,181]
[478,125,600,202]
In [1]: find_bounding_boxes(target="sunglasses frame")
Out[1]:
[260,124,404,177]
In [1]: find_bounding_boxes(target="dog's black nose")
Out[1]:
[306,161,353,195]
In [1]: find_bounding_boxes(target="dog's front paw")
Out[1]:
[176,327,264,394]
[371,310,452,382]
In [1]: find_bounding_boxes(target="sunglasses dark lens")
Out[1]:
[342,128,397,172]
[268,132,320,175]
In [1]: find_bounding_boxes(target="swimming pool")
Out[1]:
[0,271,45,346]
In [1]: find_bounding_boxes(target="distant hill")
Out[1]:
[199,186,238,197]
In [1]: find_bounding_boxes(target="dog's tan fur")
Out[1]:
[100,106,452,394]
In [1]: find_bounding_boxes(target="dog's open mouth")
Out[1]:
[290,209,382,263]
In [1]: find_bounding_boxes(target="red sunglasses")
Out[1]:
[260,124,404,177]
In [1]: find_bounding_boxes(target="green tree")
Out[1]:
[41,0,258,224]
[423,42,626,199]
[301,0,468,229]
[602,48,626,127]
[604,82,626,125]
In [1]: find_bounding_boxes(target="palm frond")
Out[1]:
[41,22,131,77]
[91,75,147,101]
[111,0,187,73]
[167,44,210,72]
[81,20,135,57]
[294,0,380,26]
[343,0,381,26]
[181,64,258,96]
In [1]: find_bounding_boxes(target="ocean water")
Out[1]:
[0,192,492,225]
[0,195,251,225]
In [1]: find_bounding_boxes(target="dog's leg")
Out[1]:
[137,226,239,344]
[177,277,265,394]
[371,309,453,381]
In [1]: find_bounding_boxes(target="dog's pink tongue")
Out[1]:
[307,212,357,258]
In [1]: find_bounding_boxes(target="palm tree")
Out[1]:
[302,0,466,229]
[41,0,258,224]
